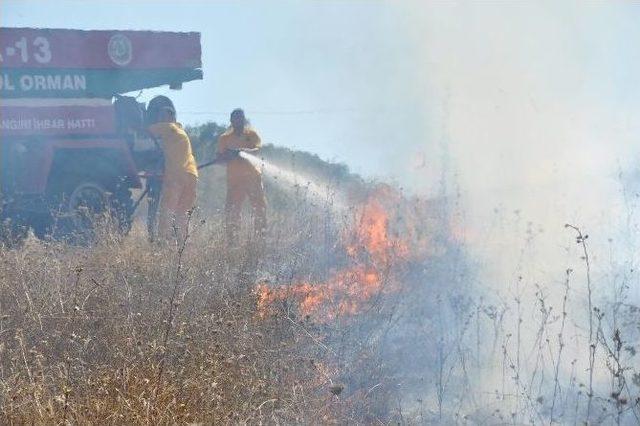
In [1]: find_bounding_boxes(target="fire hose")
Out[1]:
[131,146,246,214]
[131,156,224,214]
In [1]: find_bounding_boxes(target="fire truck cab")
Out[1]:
[0,28,202,241]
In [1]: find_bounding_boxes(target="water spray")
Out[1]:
[237,151,346,210]
[134,150,347,217]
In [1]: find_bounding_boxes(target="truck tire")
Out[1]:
[50,180,133,242]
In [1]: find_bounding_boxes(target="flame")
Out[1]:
[257,187,413,322]
[346,194,408,262]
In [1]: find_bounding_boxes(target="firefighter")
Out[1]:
[148,105,198,243]
[145,95,173,241]
[216,109,266,243]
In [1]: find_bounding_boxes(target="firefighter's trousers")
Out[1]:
[225,173,266,243]
[159,172,197,242]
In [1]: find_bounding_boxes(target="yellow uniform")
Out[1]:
[217,127,266,240]
[148,122,198,179]
[148,122,198,241]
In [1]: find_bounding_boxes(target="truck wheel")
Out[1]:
[67,182,110,232]
[53,180,133,241]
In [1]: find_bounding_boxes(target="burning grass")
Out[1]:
[257,187,411,321]
[0,184,420,424]
[2,177,639,424]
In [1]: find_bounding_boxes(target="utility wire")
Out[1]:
[180,108,359,116]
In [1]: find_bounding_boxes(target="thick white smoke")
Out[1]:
[388,2,640,297]
[380,3,640,421]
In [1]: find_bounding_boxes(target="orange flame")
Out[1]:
[257,187,413,322]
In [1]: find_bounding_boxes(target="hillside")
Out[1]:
[185,122,371,219]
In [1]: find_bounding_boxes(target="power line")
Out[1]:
[180,108,359,116]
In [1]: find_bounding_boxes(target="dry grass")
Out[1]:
[4,181,638,425]
[0,193,406,425]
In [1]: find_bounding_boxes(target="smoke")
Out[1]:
[382,2,640,295]
[367,3,640,421]
[395,2,637,190]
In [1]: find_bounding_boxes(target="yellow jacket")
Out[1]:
[217,128,262,181]
[149,122,198,179]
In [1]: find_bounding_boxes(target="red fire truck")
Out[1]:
[0,28,202,241]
